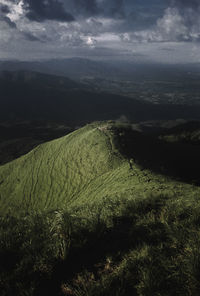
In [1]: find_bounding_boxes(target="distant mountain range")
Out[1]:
[1,70,200,125]
[0,58,121,80]
[1,58,200,81]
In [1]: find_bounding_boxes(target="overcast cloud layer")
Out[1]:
[0,0,200,62]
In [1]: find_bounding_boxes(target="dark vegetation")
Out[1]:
[111,124,200,185]
[1,66,200,295]
[1,69,200,167]
[1,193,200,296]
[1,68,200,167]
[1,121,200,295]
[160,121,200,145]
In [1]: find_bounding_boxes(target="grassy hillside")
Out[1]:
[0,123,121,213]
[1,121,199,214]
[1,121,200,295]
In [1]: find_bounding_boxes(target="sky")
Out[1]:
[0,0,200,63]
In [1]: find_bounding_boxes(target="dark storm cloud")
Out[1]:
[131,0,200,43]
[102,0,125,18]
[2,15,17,28]
[171,0,199,8]
[0,4,16,28]
[71,0,99,15]
[23,31,41,41]
[64,0,125,18]
[171,0,200,20]
[25,0,75,22]
[0,4,10,14]
[170,0,200,41]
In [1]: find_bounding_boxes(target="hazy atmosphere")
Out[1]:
[2,1,200,296]
[1,0,200,62]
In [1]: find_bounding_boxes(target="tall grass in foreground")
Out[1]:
[1,193,200,295]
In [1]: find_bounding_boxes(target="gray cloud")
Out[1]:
[1,15,16,27]
[22,31,41,41]
[24,0,75,22]
[123,0,200,43]
[172,0,199,9]
[0,4,10,14]
[101,0,125,18]
[1,0,200,63]
[70,0,99,16]
[62,0,125,19]
[169,0,200,41]
[0,4,16,28]
[160,47,175,51]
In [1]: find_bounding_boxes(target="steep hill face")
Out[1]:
[0,123,123,213]
[0,122,199,215]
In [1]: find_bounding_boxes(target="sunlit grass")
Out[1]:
[1,121,200,295]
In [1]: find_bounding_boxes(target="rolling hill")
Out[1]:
[0,121,199,214]
[1,122,200,296]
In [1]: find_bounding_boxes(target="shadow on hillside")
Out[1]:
[35,196,172,296]
[112,127,200,185]
[2,194,200,296]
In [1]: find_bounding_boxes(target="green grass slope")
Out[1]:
[1,122,200,295]
[0,121,199,215]
[0,123,120,213]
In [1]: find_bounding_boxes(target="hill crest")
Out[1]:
[0,121,199,216]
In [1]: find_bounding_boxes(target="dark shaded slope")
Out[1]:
[160,121,200,145]
[112,125,200,185]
